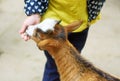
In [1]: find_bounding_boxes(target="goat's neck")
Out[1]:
[47,41,108,81]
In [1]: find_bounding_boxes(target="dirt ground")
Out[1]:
[0,0,120,81]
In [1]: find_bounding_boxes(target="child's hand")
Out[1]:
[19,14,41,41]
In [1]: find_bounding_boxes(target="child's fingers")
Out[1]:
[19,23,28,34]
[21,33,30,41]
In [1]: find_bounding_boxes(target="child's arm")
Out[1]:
[87,0,106,22]
[24,0,49,16]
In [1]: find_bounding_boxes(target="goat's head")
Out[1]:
[26,18,83,50]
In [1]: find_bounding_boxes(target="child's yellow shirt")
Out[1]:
[41,0,100,32]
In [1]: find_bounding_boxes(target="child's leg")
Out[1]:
[68,28,89,52]
[42,28,89,81]
[43,51,60,81]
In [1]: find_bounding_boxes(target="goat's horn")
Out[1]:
[57,20,62,24]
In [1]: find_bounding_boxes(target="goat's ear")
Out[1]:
[64,20,83,32]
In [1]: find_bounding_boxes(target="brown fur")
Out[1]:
[31,21,120,81]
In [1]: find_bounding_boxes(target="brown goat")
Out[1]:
[27,19,120,81]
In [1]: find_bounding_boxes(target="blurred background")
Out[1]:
[0,0,120,81]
